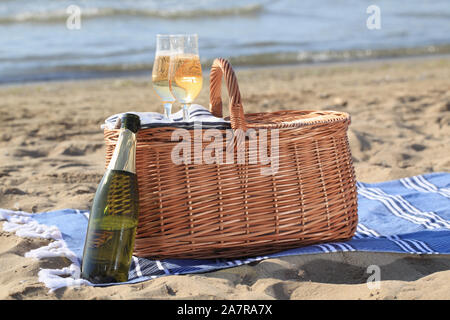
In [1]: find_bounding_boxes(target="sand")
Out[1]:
[0,56,449,299]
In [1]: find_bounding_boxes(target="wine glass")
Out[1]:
[152,34,176,120]
[168,34,203,121]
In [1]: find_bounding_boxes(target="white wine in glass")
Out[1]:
[169,34,203,121]
[152,35,176,119]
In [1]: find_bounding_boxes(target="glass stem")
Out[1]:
[182,104,191,121]
[164,102,172,120]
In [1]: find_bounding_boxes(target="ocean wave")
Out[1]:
[0,47,153,63]
[0,4,264,24]
[232,40,311,48]
[397,11,450,19]
[227,44,450,66]
[11,44,449,74]
[2,44,450,84]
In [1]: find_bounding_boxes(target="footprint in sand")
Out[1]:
[12,148,48,158]
[348,129,373,162]
[56,163,90,170]
[3,188,28,195]
[397,95,424,104]
[410,143,426,152]
[51,142,104,157]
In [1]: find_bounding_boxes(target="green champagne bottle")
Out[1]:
[81,113,141,283]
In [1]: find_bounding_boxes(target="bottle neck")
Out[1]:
[108,128,137,174]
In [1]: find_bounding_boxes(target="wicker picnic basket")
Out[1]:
[103,58,358,259]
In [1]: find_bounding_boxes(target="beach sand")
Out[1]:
[0,56,449,299]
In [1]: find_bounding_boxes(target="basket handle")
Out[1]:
[209,58,247,131]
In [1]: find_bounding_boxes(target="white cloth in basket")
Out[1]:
[102,104,228,129]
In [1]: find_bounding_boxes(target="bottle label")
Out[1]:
[108,128,137,174]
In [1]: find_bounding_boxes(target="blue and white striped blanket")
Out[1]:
[1,172,449,292]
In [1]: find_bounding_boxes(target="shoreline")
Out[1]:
[2,50,450,88]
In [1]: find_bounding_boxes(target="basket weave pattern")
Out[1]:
[104,58,358,259]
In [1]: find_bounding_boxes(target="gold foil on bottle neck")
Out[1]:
[108,128,136,174]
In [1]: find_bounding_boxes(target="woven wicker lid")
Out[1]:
[235,110,350,129]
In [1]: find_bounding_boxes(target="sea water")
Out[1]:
[0,0,449,83]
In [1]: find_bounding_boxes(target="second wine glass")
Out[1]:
[152,34,176,120]
[169,34,203,121]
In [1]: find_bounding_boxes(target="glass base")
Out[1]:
[164,103,172,121]
[182,104,190,121]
